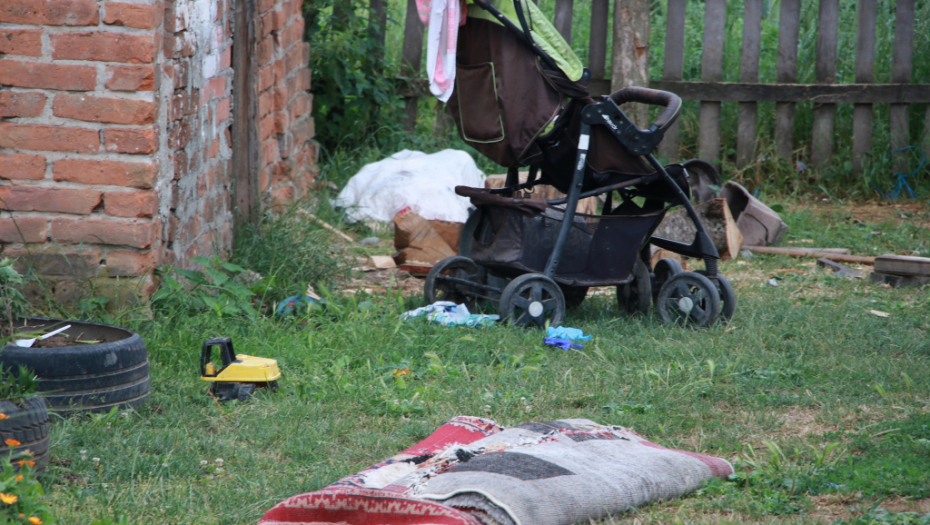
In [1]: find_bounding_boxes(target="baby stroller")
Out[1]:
[423,0,735,328]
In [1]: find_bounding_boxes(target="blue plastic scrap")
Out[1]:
[275,295,319,316]
[544,337,584,351]
[546,326,592,341]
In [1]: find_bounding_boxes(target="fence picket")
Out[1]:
[698,0,726,167]
[737,0,763,169]
[852,0,877,174]
[554,0,574,45]
[891,0,915,172]
[400,0,425,132]
[657,0,685,162]
[588,0,609,79]
[775,0,801,163]
[812,0,840,168]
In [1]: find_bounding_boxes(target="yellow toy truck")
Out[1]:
[200,337,281,401]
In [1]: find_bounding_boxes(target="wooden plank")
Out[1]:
[657,0,686,162]
[890,0,915,173]
[737,0,763,168]
[611,0,650,127]
[645,81,930,104]
[232,0,257,228]
[851,0,877,174]
[811,0,839,168]
[744,246,875,265]
[400,0,425,132]
[874,255,930,277]
[554,0,574,45]
[698,0,726,167]
[775,0,801,162]
[588,0,609,79]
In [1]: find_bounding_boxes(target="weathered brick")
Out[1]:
[52,32,156,64]
[258,65,275,92]
[273,111,288,135]
[208,137,220,158]
[53,94,156,125]
[276,19,302,50]
[0,60,96,91]
[0,217,47,243]
[1,0,98,26]
[273,86,288,112]
[257,0,276,14]
[299,68,312,91]
[106,250,160,277]
[167,215,179,241]
[104,2,163,29]
[0,92,46,118]
[0,153,46,180]
[172,151,187,180]
[284,44,303,75]
[219,46,232,71]
[168,120,191,151]
[259,114,276,141]
[54,159,158,189]
[0,29,43,56]
[162,4,186,32]
[256,36,274,65]
[103,128,157,155]
[0,123,99,153]
[51,218,157,249]
[0,186,101,215]
[260,139,278,167]
[104,191,159,218]
[215,97,231,123]
[168,90,190,121]
[106,65,156,92]
[258,90,273,118]
[203,76,226,101]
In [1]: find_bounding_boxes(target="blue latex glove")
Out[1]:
[544,337,584,351]
[546,326,592,341]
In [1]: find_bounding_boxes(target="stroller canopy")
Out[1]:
[465,0,584,82]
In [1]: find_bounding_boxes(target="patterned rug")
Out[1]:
[259,417,732,525]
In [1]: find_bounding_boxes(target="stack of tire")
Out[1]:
[0,397,50,473]
[0,318,151,415]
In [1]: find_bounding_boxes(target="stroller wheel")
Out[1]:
[656,272,721,328]
[499,274,566,328]
[424,256,481,310]
[651,258,683,302]
[618,260,652,315]
[696,270,736,322]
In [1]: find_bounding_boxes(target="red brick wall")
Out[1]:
[0,0,317,305]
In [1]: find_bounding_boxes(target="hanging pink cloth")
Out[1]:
[416,0,467,103]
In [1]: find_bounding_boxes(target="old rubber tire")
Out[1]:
[656,272,721,328]
[499,274,566,328]
[0,318,150,415]
[652,258,683,302]
[696,270,736,322]
[424,256,482,310]
[618,259,652,315]
[0,396,51,474]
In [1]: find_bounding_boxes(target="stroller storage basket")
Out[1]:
[471,204,665,287]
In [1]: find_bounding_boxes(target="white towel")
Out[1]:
[417,0,466,102]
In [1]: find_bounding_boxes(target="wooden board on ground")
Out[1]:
[744,246,875,265]
[653,198,742,260]
[485,173,598,215]
[874,255,930,277]
[870,271,930,288]
[367,255,397,270]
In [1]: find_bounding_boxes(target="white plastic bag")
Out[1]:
[332,150,485,224]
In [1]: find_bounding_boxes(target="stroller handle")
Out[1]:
[608,87,682,132]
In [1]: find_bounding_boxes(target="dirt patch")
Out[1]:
[879,497,930,513]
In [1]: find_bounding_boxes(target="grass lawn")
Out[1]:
[35,198,930,524]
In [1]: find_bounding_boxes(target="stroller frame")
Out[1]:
[424,0,732,328]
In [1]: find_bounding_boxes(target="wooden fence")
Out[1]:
[390,0,930,171]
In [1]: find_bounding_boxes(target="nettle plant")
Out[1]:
[151,256,269,319]
[0,259,29,342]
